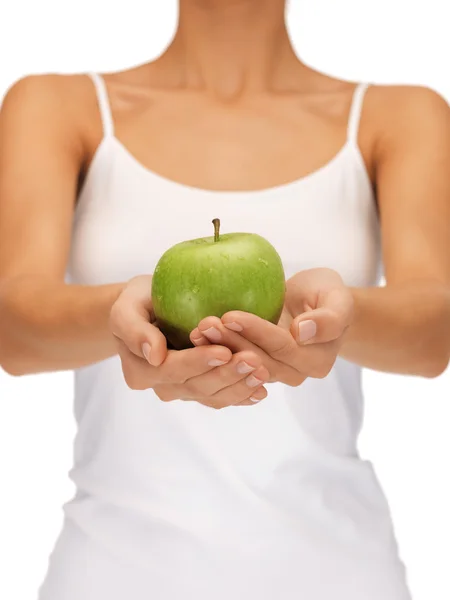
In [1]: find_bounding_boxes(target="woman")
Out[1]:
[0,0,449,598]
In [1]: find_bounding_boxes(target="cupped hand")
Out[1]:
[109,275,269,408]
[190,268,354,386]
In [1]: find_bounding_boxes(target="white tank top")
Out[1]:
[39,73,412,600]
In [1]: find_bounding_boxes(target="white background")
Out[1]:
[0,1,449,599]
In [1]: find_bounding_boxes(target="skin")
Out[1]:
[0,0,449,409]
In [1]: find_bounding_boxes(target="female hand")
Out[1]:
[109,275,270,408]
[190,268,354,386]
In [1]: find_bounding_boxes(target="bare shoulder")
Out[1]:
[0,73,101,150]
[2,73,85,116]
[365,84,450,147]
[3,73,71,101]
[368,83,449,112]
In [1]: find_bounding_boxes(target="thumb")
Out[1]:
[110,304,167,366]
[291,308,342,345]
[291,287,353,345]
[136,321,168,367]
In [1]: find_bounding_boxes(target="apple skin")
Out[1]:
[151,232,286,350]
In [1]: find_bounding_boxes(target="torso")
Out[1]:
[38,63,412,600]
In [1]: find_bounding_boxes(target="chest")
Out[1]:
[105,92,365,192]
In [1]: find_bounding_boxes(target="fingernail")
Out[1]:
[246,375,263,388]
[201,327,222,343]
[250,397,262,403]
[298,320,317,343]
[224,321,243,332]
[192,337,204,345]
[142,342,151,363]
[236,361,255,374]
[208,358,228,367]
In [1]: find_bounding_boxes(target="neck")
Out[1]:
[165,0,298,99]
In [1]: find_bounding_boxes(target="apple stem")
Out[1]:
[212,218,220,243]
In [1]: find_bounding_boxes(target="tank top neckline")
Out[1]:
[80,73,373,200]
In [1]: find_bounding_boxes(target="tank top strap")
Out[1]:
[87,72,115,138]
[347,82,370,144]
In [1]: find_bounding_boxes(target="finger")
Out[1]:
[190,327,211,346]
[220,311,302,369]
[154,377,268,407]
[110,303,167,366]
[154,345,233,385]
[293,287,353,345]
[292,308,351,347]
[197,315,263,353]
[236,386,268,406]
[197,315,303,385]
[208,364,269,409]
[186,350,263,397]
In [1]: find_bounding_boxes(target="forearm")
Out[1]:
[0,276,126,375]
[340,281,450,376]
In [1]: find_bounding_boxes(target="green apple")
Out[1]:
[151,219,286,350]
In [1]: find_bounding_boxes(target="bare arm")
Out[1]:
[340,86,450,376]
[0,75,125,375]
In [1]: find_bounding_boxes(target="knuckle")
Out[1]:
[284,371,305,387]
[123,368,146,391]
[311,358,334,379]
[312,367,330,379]
[235,351,261,367]
[215,401,230,410]
[199,398,220,409]
[207,394,231,410]
[154,386,173,402]
[120,354,154,391]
